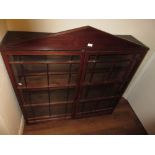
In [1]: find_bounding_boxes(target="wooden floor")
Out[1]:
[24,98,147,135]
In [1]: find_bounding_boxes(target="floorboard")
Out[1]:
[23,98,147,135]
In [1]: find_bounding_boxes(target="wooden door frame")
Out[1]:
[2,50,84,123]
[73,50,146,118]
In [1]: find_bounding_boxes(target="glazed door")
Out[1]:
[8,53,81,123]
[75,52,138,117]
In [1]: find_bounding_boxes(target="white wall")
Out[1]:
[3,19,155,134]
[0,20,23,134]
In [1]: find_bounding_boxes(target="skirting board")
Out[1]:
[18,115,25,135]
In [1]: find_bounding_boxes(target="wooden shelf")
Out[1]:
[88,59,131,64]
[18,69,123,77]
[17,83,77,90]
[23,101,73,107]
[28,114,72,123]
[9,60,80,64]
[78,107,113,115]
[23,96,120,108]
[80,95,120,103]
[27,108,113,123]
[18,71,78,77]
[17,78,121,90]
[83,80,122,86]
[17,80,121,90]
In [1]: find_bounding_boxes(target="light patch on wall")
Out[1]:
[0,19,23,134]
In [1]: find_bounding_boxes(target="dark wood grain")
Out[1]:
[1,26,149,51]
[0,26,149,123]
[23,98,147,135]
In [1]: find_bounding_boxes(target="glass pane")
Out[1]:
[80,84,120,99]
[89,54,133,62]
[78,98,118,113]
[49,63,79,72]
[49,73,78,85]
[33,106,49,117]
[70,73,78,84]
[23,64,46,73]
[10,55,80,89]
[109,62,131,80]
[50,74,69,85]
[24,107,34,118]
[85,72,108,83]
[26,75,47,88]
[10,64,22,85]
[22,90,49,105]
[50,88,76,103]
[50,104,72,116]
[96,99,117,110]
[86,54,133,82]
[11,64,48,88]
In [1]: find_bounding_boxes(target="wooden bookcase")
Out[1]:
[0,26,149,123]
